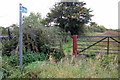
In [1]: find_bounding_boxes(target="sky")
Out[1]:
[0,0,119,29]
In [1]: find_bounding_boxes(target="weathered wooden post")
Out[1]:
[7,27,12,40]
[72,35,78,56]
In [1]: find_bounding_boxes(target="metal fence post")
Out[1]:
[19,3,23,68]
[72,35,78,56]
[107,37,109,54]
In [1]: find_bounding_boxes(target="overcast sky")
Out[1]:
[0,0,119,29]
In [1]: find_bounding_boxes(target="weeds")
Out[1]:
[7,54,118,78]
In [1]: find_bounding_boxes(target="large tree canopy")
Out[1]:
[43,1,93,35]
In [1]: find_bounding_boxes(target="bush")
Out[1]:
[1,27,19,56]
[40,44,50,54]
[9,51,49,66]
[84,24,107,33]
[1,56,15,79]
[2,37,18,56]
[2,26,64,56]
[53,52,65,60]
[2,13,64,56]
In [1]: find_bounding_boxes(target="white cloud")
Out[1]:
[0,0,119,29]
[83,0,119,29]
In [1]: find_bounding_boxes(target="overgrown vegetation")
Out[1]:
[1,13,65,78]
[1,30,119,78]
[1,13,65,56]
[1,1,119,78]
[84,23,107,33]
[3,55,118,78]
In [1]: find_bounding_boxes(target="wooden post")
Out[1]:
[72,35,78,56]
[60,39,63,55]
[7,27,12,40]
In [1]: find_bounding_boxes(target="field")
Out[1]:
[1,31,119,78]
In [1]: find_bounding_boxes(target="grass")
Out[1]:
[63,41,72,55]
[7,55,118,78]
[2,49,118,78]
[60,31,119,78]
[2,31,119,78]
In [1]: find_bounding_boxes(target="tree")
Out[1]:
[23,12,42,29]
[89,22,107,32]
[44,1,93,35]
[90,22,98,27]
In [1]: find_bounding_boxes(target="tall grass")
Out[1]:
[8,54,118,78]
